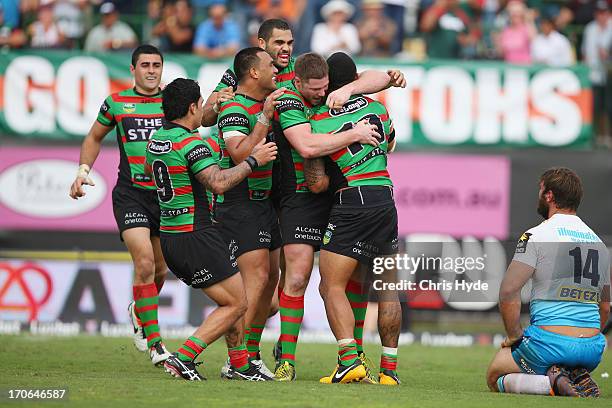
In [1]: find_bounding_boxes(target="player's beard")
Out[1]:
[537,196,549,219]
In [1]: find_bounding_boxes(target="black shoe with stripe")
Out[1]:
[227,363,275,381]
[163,353,206,381]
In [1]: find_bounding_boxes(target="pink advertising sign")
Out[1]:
[388,153,510,239]
[0,146,120,231]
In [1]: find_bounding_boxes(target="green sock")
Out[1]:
[177,336,207,362]
[228,344,250,372]
[338,339,359,366]
[346,280,367,353]
[246,324,264,359]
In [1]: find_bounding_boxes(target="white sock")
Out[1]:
[499,374,552,395]
[382,346,398,355]
[338,338,355,347]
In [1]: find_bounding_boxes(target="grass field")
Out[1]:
[2,335,611,407]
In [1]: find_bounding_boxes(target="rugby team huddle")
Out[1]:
[70,18,405,385]
[69,18,611,397]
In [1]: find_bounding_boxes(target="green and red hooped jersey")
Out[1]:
[309,95,395,193]
[203,134,223,216]
[216,94,274,202]
[214,57,296,93]
[273,84,313,195]
[97,88,164,190]
[145,122,218,234]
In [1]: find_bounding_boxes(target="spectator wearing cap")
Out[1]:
[27,1,66,48]
[356,0,397,57]
[311,0,361,57]
[531,17,573,66]
[84,2,137,52]
[193,3,240,59]
[420,0,477,59]
[582,0,612,144]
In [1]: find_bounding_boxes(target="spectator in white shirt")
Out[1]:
[311,0,361,58]
[582,0,612,144]
[84,2,137,52]
[531,17,574,66]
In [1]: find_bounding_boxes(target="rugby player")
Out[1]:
[146,78,277,381]
[272,52,389,382]
[204,19,406,372]
[486,168,610,397]
[305,52,401,385]
[214,47,288,377]
[69,45,171,365]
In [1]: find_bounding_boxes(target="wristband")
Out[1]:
[245,156,258,171]
[257,112,270,126]
[76,164,90,178]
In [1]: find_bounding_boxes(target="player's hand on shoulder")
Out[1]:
[326,87,351,110]
[387,69,406,88]
[263,87,286,119]
[250,141,277,166]
[353,119,380,147]
[215,87,235,109]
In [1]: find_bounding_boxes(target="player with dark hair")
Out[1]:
[486,167,610,397]
[304,52,401,385]
[69,44,172,366]
[147,77,277,381]
[271,52,385,382]
[215,47,286,378]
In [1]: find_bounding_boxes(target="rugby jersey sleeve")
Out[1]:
[277,95,309,130]
[214,66,238,92]
[217,103,251,140]
[183,137,218,175]
[96,95,116,126]
[512,229,538,268]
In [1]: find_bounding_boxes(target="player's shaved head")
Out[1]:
[326,52,357,92]
[258,18,291,41]
[234,47,266,83]
[162,78,201,121]
[540,167,583,211]
[295,53,328,82]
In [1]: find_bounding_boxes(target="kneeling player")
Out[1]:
[486,168,610,397]
[306,52,402,384]
[146,78,277,381]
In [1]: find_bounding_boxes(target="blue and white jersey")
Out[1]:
[512,214,610,328]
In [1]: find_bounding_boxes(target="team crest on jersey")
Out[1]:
[304,106,314,119]
[123,103,136,113]
[515,232,532,254]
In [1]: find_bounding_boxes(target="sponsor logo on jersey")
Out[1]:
[218,113,249,129]
[222,69,238,89]
[186,145,212,166]
[123,103,136,113]
[148,139,172,154]
[558,286,600,303]
[515,232,532,254]
[329,97,368,117]
[277,98,304,114]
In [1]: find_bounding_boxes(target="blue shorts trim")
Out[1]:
[511,325,605,375]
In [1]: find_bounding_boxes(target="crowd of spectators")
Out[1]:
[0,0,609,66]
[1,0,611,143]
